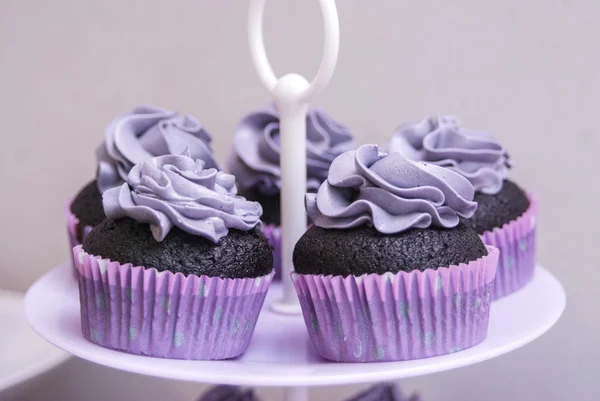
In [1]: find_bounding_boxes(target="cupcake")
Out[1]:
[67,105,220,265]
[73,154,273,360]
[228,103,355,279]
[389,115,537,298]
[292,144,499,362]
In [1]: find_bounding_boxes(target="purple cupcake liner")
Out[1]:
[262,224,282,280]
[292,246,499,362]
[74,245,274,360]
[65,198,93,276]
[481,194,538,300]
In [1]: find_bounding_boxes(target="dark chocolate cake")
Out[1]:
[83,218,273,279]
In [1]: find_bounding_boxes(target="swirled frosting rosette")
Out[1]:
[229,103,355,195]
[97,105,220,193]
[306,144,478,232]
[390,116,537,299]
[103,154,262,243]
[389,115,510,195]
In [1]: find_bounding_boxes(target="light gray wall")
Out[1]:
[1,1,598,400]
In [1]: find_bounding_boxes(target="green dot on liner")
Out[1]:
[435,275,443,291]
[96,294,106,310]
[397,300,410,319]
[197,282,206,297]
[519,239,528,252]
[161,297,170,312]
[213,307,223,324]
[453,293,462,308]
[91,329,102,342]
[128,327,137,340]
[423,331,435,346]
[174,332,185,347]
[374,345,385,360]
[231,318,240,334]
[473,297,482,311]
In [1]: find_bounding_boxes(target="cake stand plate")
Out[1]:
[0,290,69,395]
[25,264,564,387]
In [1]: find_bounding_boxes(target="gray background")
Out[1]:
[1,0,598,400]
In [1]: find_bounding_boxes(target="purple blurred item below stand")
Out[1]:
[198,385,258,401]
[343,383,422,401]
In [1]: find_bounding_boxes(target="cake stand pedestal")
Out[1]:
[25,263,565,400]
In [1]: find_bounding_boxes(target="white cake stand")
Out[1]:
[25,263,565,400]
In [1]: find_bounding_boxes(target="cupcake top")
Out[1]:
[228,103,355,195]
[389,115,510,195]
[103,153,262,243]
[97,105,220,193]
[306,144,477,233]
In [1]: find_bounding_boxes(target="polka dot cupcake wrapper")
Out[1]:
[65,198,93,276]
[292,246,499,362]
[262,224,282,281]
[481,194,538,300]
[74,245,274,360]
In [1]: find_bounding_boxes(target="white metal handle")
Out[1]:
[248,0,340,314]
[248,0,340,104]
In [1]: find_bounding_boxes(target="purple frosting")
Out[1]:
[103,154,262,243]
[306,144,477,233]
[228,104,355,195]
[389,115,511,195]
[97,105,220,193]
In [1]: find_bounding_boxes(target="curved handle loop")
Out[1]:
[248,0,339,104]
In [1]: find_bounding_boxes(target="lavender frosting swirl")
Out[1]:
[388,115,510,195]
[306,144,477,233]
[103,154,262,243]
[97,105,220,193]
[228,104,355,195]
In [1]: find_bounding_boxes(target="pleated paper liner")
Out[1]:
[262,224,282,280]
[481,194,538,299]
[65,199,93,276]
[74,245,274,360]
[292,246,499,362]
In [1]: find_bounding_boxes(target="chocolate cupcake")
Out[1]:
[66,105,220,269]
[293,145,499,362]
[228,103,355,278]
[73,154,273,360]
[390,116,537,298]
